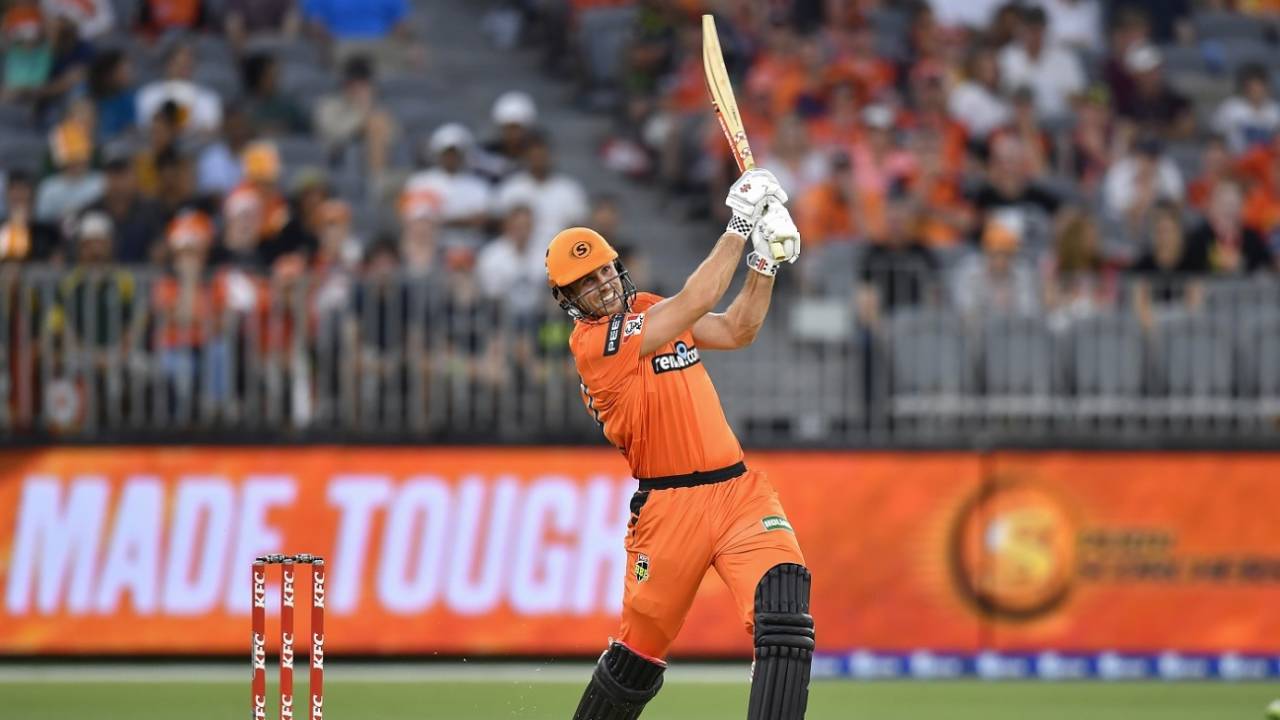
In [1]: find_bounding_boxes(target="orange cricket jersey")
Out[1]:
[569,292,743,479]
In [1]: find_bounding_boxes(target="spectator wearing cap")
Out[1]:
[314,199,361,271]
[241,53,309,137]
[136,40,224,137]
[1036,0,1103,53]
[303,0,421,72]
[998,5,1086,120]
[137,0,206,36]
[403,123,493,249]
[0,169,62,261]
[475,203,545,319]
[1102,136,1183,231]
[196,104,252,196]
[231,140,290,245]
[1212,64,1280,156]
[1114,44,1193,141]
[88,49,136,143]
[1185,180,1276,275]
[952,216,1040,320]
[314,55,398,183]
[495,133,588,254]
[36,119,105,224]
[1,3,54,103]
[42,0,115,40]
[948,44,1011,141]
[398,184,443,278]
[477,90,539,183]
[88,150,165,263]
[224,0,300,53]
[54,211,133,357]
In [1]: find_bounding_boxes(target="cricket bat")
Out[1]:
[702,14,788,261]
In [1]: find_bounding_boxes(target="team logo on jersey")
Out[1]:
[634,553,650,583]
[651,341,701,374]
[603,313,624,356]
[624,315,644,338]
[761,515,794,533]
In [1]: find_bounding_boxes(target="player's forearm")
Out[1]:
[681,231,747,315]
[722,270,774,346]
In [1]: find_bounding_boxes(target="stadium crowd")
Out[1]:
[4,0,1280,436]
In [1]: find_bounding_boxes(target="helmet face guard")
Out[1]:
[551,260,637,320]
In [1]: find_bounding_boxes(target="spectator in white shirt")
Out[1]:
[927,0,1004,29]
[1103,136,1184,229]
[475,204,545,317]
[949,43,1011,140]
[1212,63,1280,156]
[136,41,223,137]
[998,6,1085,120]
[1035,0,1102,54]
[402,123,493,249]
[495,133,588,253]
[36,120,104,223]
[952,217,1040,319]
[42,0,114,39]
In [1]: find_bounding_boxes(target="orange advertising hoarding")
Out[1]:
[0,448,1277,658]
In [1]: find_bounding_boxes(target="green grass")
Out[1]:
[3,680,1275,719]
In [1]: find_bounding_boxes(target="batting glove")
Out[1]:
[725,168,787,238]
[745,200,801,276]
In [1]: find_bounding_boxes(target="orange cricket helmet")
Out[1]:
[545,227,636,319]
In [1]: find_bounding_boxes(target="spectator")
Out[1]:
[848,104,914,242]
[1102,5,1150,105]
[1186,180,1276,275]
[137,0,205,36]
[1109,0,1192,45]
[948,44,1011,141]
[211,185,266,269]
[241,53,309,137]
[993,86,1053,178]
[1069,85,1117,192]
[313,199,361,270]
[0,169,62,261]
[265,168,330,266]
[477,90,539,183]
[196,104,252,195]
[42,0,115,40]
[970,135,1061,247]
[828,25,896,107]
[303,0,420,71]
[1,4,54,103]
[1130,202,1204,330]
[855,195,940,332]
[760,114,826,200]
[224,0,300,52]
[231,141,290,247]
[88,152,165,263]
[1102,136,1184,230]
[953,217,1040,318]
[133,100,182,197]
[154,145,200,221]
[475,204,544,318]
[398,186,442,278]
[1036,0,1103,53]
[87,49,136,143]
[588,194,633,255]
[1042,211,1117,331]
[27,13,93,121]
[136,40,224,136]
[796,151,861,250]
[314,55,398,182]
[403,123,492,249]
[52,212,133,370]
[35,120,104,224]
[1114,45,1194,141]
[998,5,1085,120]
[1188,135,1229,211]
[907,127,974,248]
[1212,64,1280,156]
[927,0,1005,29]
[495,133,588,253]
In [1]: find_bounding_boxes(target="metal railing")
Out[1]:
[2,264,1278,447]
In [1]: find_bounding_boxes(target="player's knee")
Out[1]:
[753,563,815,654]
[572,641,666,720]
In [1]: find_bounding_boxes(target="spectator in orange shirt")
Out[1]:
[808,82,861,153]
[795,151,860,249]
[745,23,806,121]
[230,140,290,244]
[907,126,974,248]
[138,0,205,36]
[827,24,896,105]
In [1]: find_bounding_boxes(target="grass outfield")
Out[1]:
[3,678,1274,719]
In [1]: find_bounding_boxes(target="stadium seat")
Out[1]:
[275,135,326,170]
[578,6,638,110]
[1193,11,1274,44]
[280,62,338,100]
[982,316,1059,417]
[0,131,47,173]
[1069,315,1145,419]
[244,36,323,67]
[192,33,235,68]
[193,63,240,101]
[1166,141,1202,181]
[385,97,446,134]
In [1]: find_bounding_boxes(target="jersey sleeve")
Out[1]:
[572,309,650,395]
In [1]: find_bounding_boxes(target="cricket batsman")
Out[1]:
[546,168,812,720]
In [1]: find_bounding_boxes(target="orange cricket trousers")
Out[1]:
[617,466,805,661]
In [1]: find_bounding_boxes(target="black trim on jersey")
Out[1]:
[603,313,624,356]
[636,461,747,491]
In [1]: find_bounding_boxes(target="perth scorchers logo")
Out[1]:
[651,341,701,374]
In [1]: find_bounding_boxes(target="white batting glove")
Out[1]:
[745,200,801,276]
[725,168,787,238]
